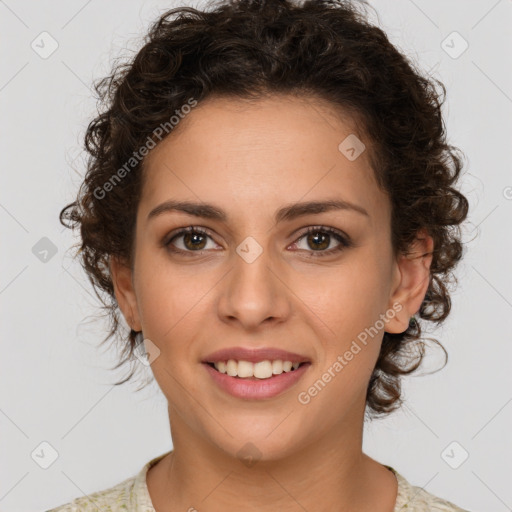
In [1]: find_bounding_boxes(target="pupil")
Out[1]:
[309,232,329,250]
[185,232,206,250]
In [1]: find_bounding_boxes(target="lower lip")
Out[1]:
[203,363,311,400]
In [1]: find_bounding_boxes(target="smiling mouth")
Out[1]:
[205,360,310,380]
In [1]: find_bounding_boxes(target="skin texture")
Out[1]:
[110,94,433,512]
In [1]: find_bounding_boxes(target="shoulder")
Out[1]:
[45,474,139,512]
[387,466,472,512]
[45,452,170,512]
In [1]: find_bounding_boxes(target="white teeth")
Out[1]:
[254,361,273,379]
[272,360,283,375]
[212,359,303,379]
[237,360,253,378]
[226,359,238,377]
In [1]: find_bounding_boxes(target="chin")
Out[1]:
[201,414,309,464]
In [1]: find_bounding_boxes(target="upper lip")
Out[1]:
[202,347,311,364]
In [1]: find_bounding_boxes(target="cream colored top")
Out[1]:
[46,451,471,511]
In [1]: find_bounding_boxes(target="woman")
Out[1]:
[49,0,471,510]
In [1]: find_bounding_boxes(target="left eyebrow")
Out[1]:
[147,198,370,223]
[275,199,370,223]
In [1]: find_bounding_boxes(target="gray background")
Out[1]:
[1,1,511,511]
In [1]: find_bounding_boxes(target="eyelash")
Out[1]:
[163,225,352,258]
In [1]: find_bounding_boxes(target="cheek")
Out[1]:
[298,256,388,338]
[293,256,390,402]
[137,285,205,353]
[134,243,207,334]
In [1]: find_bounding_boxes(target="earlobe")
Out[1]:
[385,230,434,334]
[109,255,142,332]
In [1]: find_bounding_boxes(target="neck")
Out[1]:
[147,402,397,512]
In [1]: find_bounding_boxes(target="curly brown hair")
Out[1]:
[60,0,469,418]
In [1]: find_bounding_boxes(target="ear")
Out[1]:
[385,229,434,334]
[109,255,142,332]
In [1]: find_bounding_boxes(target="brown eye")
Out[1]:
[305,231,330,250]
[292,226,352,257]
[165,227,217,254]
[181,231,207,250]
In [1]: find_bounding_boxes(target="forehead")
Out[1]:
[140,94,389,225]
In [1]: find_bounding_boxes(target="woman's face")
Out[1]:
[112,94,430,461]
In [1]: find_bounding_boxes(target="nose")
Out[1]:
[217,243,292,330]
